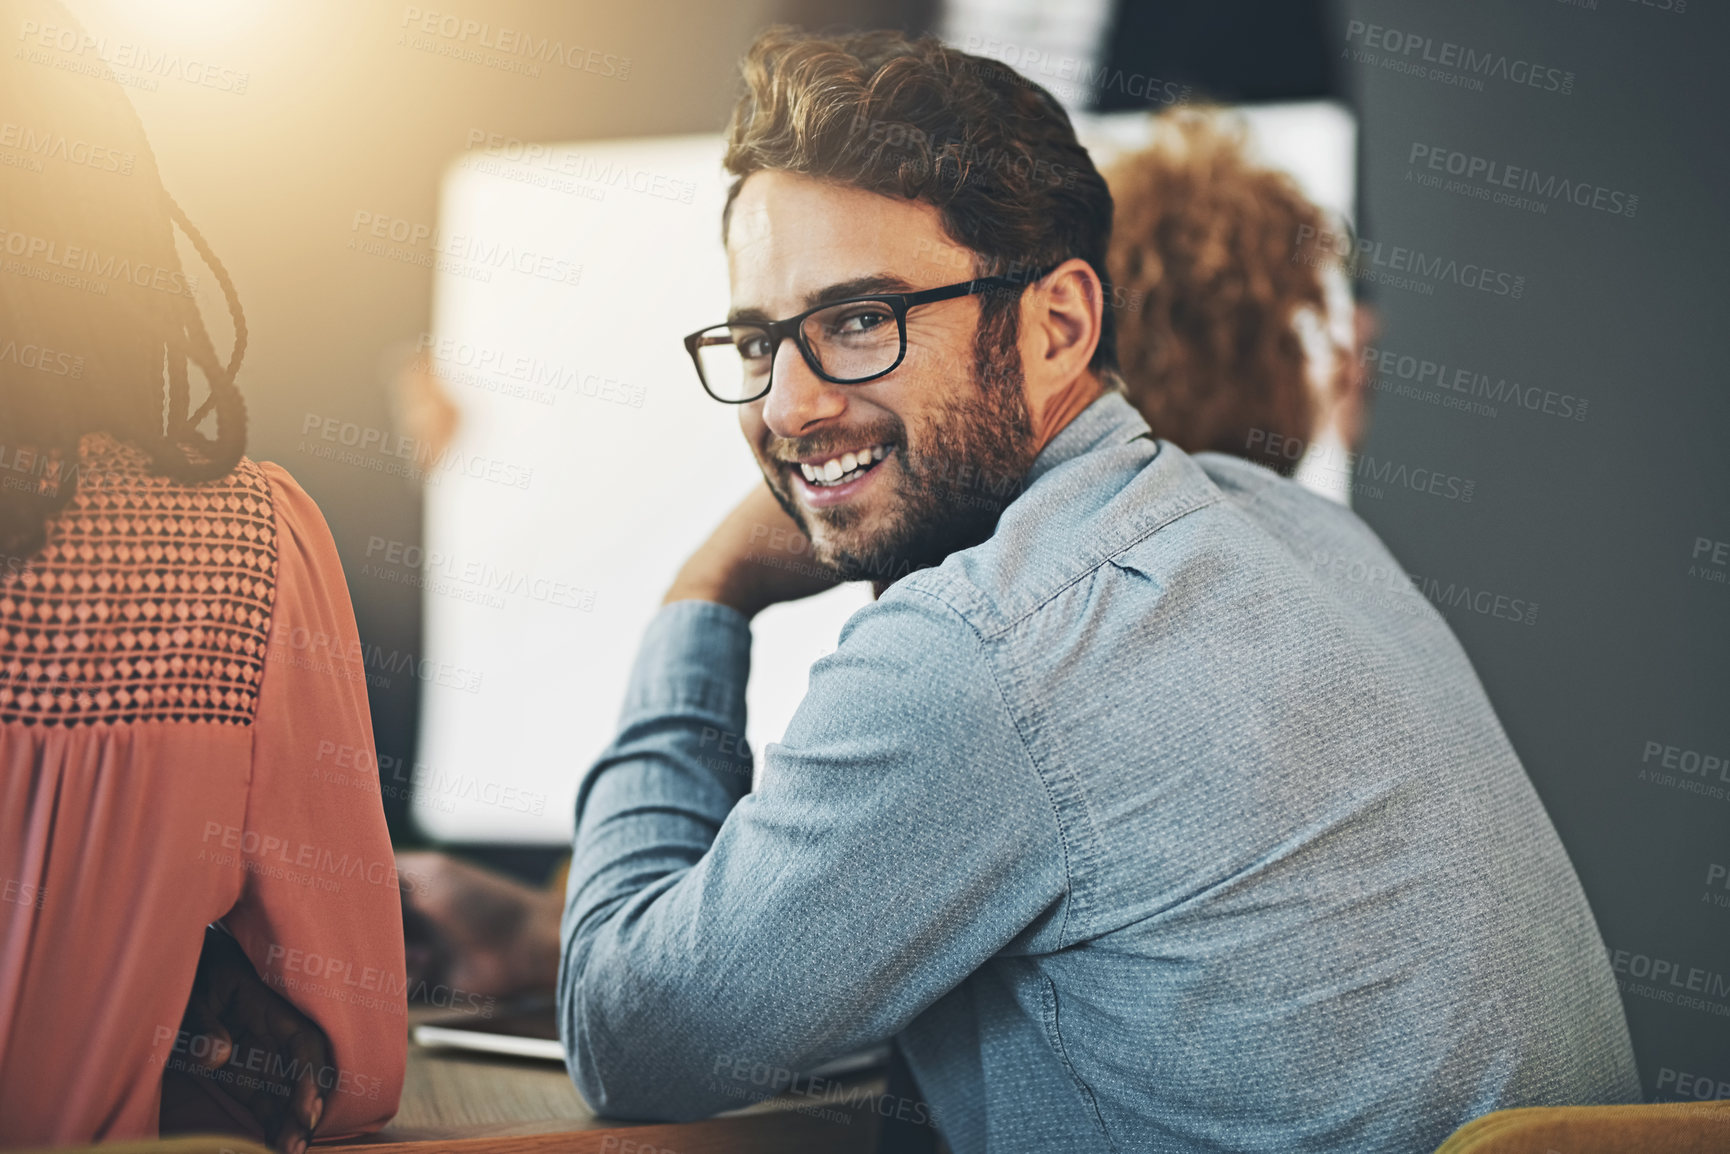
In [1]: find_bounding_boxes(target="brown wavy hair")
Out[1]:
[0,0,247,567]
[720,26,1118,372]
[1105,108,1343,473]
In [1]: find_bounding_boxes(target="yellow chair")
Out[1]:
[1433,1099,1730,1153]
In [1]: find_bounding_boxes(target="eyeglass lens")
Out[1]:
[694,298,903,401]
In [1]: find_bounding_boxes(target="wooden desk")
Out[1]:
[323,1011,887,1153]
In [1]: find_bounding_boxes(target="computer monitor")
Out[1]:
[413,106,1355,842]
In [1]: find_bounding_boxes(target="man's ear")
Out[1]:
[1022,258,1104,388]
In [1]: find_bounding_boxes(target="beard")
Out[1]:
[761,304,1039,586]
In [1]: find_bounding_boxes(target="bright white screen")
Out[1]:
[414,134,871,842]
[415,109,1354,842]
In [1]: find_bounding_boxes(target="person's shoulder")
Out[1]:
[70,434,275,529]
[1190,448,1397,564]
[1189,448,1284,493]
[895,438,1224,637]
[246,458,350,576]
[248,455,318,518]
[818,581,1007,732]
[840,576,978,652]
[1191,449,1334,516]
[72,439,348,584]
[17,437,286,724]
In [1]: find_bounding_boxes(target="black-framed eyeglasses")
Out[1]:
[683,264,1057,404]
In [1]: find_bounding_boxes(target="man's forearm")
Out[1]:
[559,598,757,1113]
[556,587,1065,1121]
[568,599,755,920]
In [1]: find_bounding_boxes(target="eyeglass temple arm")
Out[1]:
[899,264,1059,308]
[685,262,1059,347]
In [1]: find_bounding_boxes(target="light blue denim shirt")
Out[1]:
[559,389,1639,1153]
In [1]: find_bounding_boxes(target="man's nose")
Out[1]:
[761,338,847,437]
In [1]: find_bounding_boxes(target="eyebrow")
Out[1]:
[727,274,919,325]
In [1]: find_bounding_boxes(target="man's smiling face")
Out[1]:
[725,170,1039,584]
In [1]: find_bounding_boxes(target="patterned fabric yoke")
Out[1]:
[0,435,406,1147]
[0,434,277,726]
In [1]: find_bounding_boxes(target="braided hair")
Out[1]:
[0,0,248,569]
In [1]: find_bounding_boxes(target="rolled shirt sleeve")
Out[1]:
[559,590,1069,1120]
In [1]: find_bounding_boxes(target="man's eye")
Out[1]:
[829,308,893,336]
[736,335,772,359]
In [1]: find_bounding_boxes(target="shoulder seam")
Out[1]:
[979,491,1226,643]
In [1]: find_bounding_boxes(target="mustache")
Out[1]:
[765,426,903,464]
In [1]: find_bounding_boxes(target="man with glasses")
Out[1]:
[679,256,1068,593]
[558,28,1639,1154]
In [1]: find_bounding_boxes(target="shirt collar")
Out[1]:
[1023,386,1153,490]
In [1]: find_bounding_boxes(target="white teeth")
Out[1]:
[796,444,890,486]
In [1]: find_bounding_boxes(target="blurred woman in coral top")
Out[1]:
[0,1,404,1148]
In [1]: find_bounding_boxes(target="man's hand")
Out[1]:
[171,925,331,1154]
[662,483,843,619]
[397,851,561,998]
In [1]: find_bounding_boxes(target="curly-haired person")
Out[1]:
[1106,107,1370,503]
